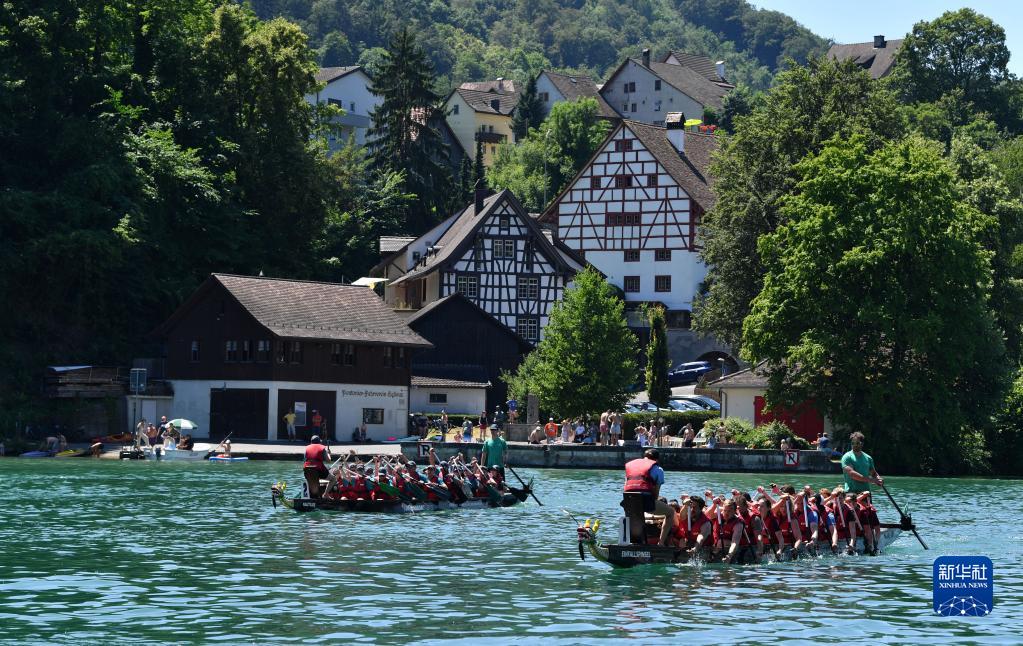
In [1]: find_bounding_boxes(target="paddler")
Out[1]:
[841,431,883,493]
[302,435,332,498]
[623,449,674,547]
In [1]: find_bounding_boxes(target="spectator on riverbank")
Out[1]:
[610,412,622,445]
[683,423,695,448]
[780,437,790,451]
[528,424,544,444]
[462,418,474,443]
[706,431,717,449]
[544,417,558,443]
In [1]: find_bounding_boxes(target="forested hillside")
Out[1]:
[250,0,829,90]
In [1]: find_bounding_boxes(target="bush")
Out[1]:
[726,419,811,450]
[621,411,720,439]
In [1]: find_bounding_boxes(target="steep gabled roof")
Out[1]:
[155,274,432,348]
[315,66,366,84]
[452,88,520,115]
[540,71,619,118]
[708,360,768,388]
[380,236,416,254]
[647,61,732,110]
[660,52,728,84]
[391,190,576,286]
[460,79,519,94]
[827,39,904,79]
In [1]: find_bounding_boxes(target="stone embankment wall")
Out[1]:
[402,442,838,473]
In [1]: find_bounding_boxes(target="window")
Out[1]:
[608,212,641,226]
[240,340,252,362]
[524,240,534,270]
[624,81,636,93]
[631,103,637,112]
[648,174,659,187]
[396,347,407,368]
[654,99,662,112]
[190,340,200,362]
[624,276,641,292]
[330,342,342,365]
[225,340,238,362]
[614,139,634,152]
[622,103,629,113]
[429,393,448,404]
[540,92,549,103]
[490,146,496,156]
[494,239,515,259]
[499,216,510,231]
[473,235,484,268]
[288,341,303,363]
[276,341,287,364]
[488,125,494,133]
[655,249,672,261]
[363,408,384,425]
[517,317,539,342]
[452,103,459,115]
[655,79,661,91]
[256,340,270,362]
[614,175,634,188]
[624,249,640,262]
[383,346,392,367]
[518,276,539,299]
[456,275,478,298]
[343,343,355,367]
[655,275,672,292]
[590,176,601,189]
[350,102,355,112]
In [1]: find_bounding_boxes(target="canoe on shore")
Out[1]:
[271,482,530,514]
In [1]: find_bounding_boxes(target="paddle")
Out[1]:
[204,431,233,460]
[879,481,928,550]
[506,464,542,506]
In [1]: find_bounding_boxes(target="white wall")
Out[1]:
[124,396,175,433]
[587,248,706,311]
[600,60,705,125]
[410,387,486,415]
[307,70,380,146]
[169,379,409,442]
[719,387,759,424]
[536,73,566,118]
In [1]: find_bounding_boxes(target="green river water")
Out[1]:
[0,458,1020,644]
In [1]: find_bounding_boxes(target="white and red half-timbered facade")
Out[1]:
[541,115,717,318]
[376,189,586,343]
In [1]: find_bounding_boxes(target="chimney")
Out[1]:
[665,112,685,154]
[873,35,886,48]
[642,48,651,68]
[496,77,504,91]
[474,180,488,215]
[715,60,726,81]
[490,98,500,111]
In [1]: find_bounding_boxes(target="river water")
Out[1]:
[0,459,1020,644]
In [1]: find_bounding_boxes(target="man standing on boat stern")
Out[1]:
[481,426,507,478]
[303,435,332,498]
[623,449,674,546]
[841,432,883,493]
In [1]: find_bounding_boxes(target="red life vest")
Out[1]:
[350,476,369,499]
[685,511,711,544]
[623,458,658,493]
[714,515,748,546]
[303,444,326,469]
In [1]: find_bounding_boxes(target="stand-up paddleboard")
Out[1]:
[209,455,249,463]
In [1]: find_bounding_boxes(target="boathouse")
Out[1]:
[153,274,432,442]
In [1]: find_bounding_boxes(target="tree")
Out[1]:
[644,306,671,408]
[507,268,637,417]
[367,27,451,233]
[892,9,1013,129]
[511,74,544,141]
[719,85,756,133]
[742,135,1006,474]
[694,57,904,350]
[474,139,486,187]
[989,368,1023,475]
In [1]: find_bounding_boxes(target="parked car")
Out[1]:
[665,399,704,412]
[667,361,714,386]
[632,401,674,413]
[672,395,722,411]
[623,403,644,414]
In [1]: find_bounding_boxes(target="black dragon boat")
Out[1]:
[271,481,531,514]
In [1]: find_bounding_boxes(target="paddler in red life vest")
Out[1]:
[713,499,753,564]
[680,495,713,555]
[302,435,332,498]
[623,449,674,547]
[856,492,881,555]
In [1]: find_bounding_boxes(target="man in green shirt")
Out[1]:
[841,431,883,493]
[481,426,507,476]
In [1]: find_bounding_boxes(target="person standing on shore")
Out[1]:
[283,409,297,441]
[841,431,883,493]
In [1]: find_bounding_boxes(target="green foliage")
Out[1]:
[505,268,638,417]
[620,411,721,438]
[367,27,452,233]
[742,135,1007,475]
[694,57,905,349]
[726,420,810,450]
[645,307,671,408]
[988,367,1023,475]
[718,85,757,133]
[487,97,610,212]
[511,75,544,141]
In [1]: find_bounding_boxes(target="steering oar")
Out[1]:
[879,481,928,550]
[506,464,542,506]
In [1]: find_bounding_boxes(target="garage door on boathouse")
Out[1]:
[209,388,268,440]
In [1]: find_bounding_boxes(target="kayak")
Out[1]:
[55,449,88,458]
[209,456,248,463]
[19,451,54,458]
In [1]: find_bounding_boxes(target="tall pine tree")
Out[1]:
[645,306,671,408]
[474,139,486,186]
[512,75,544,141]
[367,27,451,233]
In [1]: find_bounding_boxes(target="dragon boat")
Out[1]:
[574,494,917,568]
[270,481,532,514]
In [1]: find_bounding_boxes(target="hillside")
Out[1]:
[249,0,830,91]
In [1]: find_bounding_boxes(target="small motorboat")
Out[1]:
[143,444,212,462]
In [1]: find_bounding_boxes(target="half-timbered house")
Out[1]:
[153,274,431,442]
[376,189,585,343]
[540,114,717,324]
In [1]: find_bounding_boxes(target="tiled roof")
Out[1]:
[460,79,519,94]
[212,274,431,347]
[406,294,535,350]
[541,71,619,118]
[646,61,732,110]
[412,375,491,389]
[626,120,718,211]
[827,39,904,79]
[454,88,520,115]
[708,361,768,388]
[380,236,416,253]
[315,66,363,84]
[661,52,728,83]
